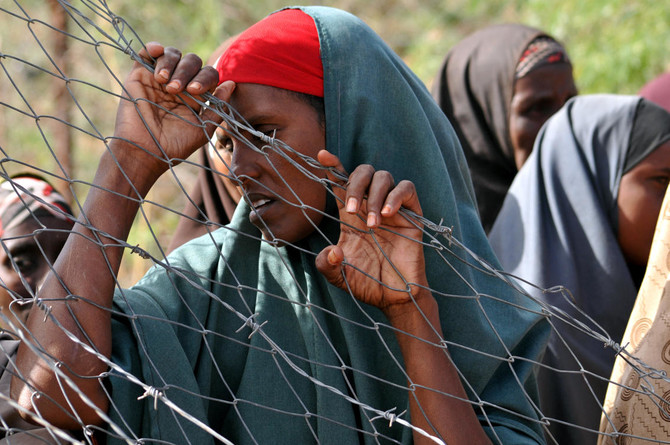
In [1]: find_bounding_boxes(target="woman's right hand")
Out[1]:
[111,42,235,183]
[11,43,236,428]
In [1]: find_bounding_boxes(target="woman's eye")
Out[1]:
[524,100,554,118]
[11,255,36,275]
[251,128,278,151]
[216,138,234,154]
[653,176,670,187]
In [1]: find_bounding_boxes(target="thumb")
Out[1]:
[201,80,236,126]
[315,245,346,288]
[316,150,349,209]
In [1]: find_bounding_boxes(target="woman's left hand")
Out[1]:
[315,150,430,313]
[316,151,494,445]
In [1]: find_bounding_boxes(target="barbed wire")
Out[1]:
[0,1,668,445]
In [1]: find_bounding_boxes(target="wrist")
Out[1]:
[101,140,164,198]
[384,290,446,354]
[383,290,439,330]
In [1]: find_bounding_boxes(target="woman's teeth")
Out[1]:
[253,198,271,208]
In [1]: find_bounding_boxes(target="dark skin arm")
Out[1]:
[14,42,491,443]
[11,43,232,428]
[315,152,492,445]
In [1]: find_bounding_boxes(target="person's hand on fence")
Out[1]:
[112,42,234,182]
[12,43,236,429]
[315,150,493,445]
[315,150,432,315]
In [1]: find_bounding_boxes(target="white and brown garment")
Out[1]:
[599,187,670,444]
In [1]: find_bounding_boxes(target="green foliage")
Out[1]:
[509,0,670,94]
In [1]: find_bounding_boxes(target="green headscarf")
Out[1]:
[107,6,549,444]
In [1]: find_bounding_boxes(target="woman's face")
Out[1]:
[223,83,327,245]
[617,140,670,268]
[0,216,70,327]
[509,63,577,169]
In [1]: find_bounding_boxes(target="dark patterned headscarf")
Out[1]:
[431,24,572,233]
[0,175,72,237]
[515,36,571,79]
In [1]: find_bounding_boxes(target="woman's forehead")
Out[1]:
[230,84,291,113]
[228,84,317,126]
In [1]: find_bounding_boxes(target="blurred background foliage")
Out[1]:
[1,0,668,284]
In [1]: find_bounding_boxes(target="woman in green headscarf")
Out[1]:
[13,6,549,445]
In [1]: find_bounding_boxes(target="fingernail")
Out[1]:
[367,212,377,227]
[346,197,358,213]
[167,80,181,90]
[381,204,392,216]
[157,69,169,80]
[188,81,202,91]
[328,249,338,265]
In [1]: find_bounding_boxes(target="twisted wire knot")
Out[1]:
[236,313,268,339]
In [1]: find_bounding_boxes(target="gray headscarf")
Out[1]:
[489,94,670,444]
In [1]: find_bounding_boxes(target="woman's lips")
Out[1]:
[247,194,276,224]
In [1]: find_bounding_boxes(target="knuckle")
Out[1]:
[164,47,182,58]
[185,53,203,66]
[354,164,375,178]
[203,65,218,76]
[397,179,415,190]
[203,67,220,83]
[375,170,394,187]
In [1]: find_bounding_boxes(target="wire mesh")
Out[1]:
[0,1,667,445]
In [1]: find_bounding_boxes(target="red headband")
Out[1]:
[216,9,323,98]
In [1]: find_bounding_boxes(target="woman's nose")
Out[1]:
[230,140,264,186]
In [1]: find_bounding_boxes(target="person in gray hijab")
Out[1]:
[489,94,670,444]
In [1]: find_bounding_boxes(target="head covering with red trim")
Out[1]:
[0,175,73,237]
[215,9,323,98]
[515,36,571,79]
